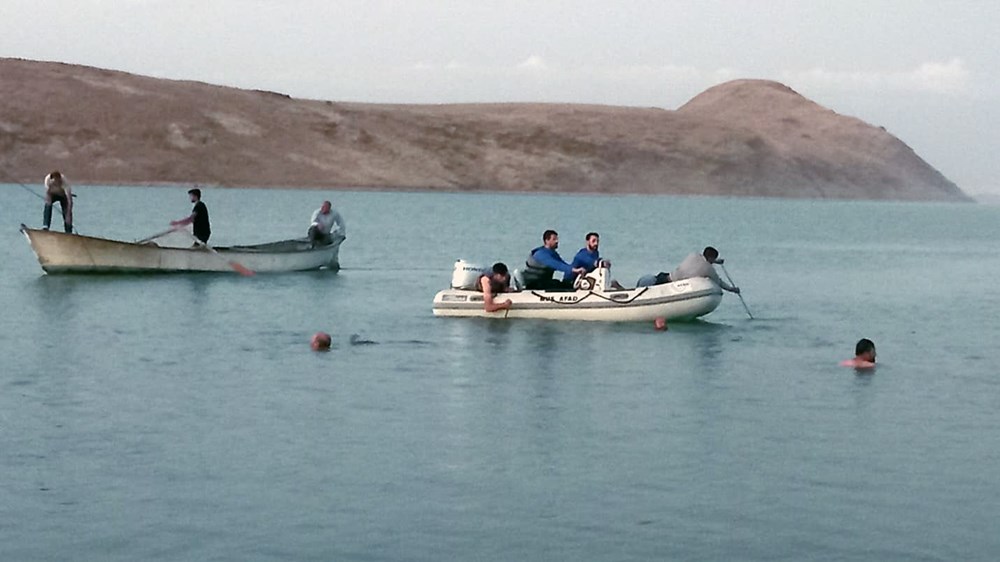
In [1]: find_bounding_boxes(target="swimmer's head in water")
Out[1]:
[855,338,876,361]
[311,331,332,351]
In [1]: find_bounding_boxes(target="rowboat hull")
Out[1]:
[20,226,342,274]
[433,277,723,322]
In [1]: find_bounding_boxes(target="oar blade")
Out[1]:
[229,261,256,276]
[186,231,256,276]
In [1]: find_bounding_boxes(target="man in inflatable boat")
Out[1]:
[521,230,587,290]
[566,232,625,290]
[478,263,513,313]
[637,246,741,294]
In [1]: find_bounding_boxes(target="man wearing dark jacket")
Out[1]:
[522,230,586,290]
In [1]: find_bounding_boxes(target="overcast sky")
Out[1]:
[2,0,997,193]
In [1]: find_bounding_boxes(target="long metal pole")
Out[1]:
[720,263,753,319]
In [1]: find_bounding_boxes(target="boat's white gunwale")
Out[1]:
[432,275,723,321]
[432,287,720,311]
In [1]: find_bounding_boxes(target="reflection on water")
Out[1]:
[483,318,514,349]
[664,320,729,375]
[526,322,560,374]
[21,277,86,379]
[31,275,84,317]
[690,321,727,364]
[853,369,877,382]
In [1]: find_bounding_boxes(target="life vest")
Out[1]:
[477,274,508,295]
[522,248,554,288]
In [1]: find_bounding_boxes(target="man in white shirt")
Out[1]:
[669,246,740,293]
[307,200,345,246]
[43,171,73,233]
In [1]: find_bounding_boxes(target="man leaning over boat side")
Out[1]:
[522,230,586,290]
[665,246,740,294]
[478,262,513,313]
[308,200,346,247]
[42,171,73,233]
[170,188,211,244]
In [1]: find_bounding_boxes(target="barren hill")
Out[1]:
[0,58,969,201]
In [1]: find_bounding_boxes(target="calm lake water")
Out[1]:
[2,184,999,561]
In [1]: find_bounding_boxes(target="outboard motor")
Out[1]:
[450,260,489,289]
[573,263,611,291]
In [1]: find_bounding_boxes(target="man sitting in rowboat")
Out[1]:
[308,200,346,247]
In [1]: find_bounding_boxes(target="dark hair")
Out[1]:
[49,171,62,180]
[586,232,599,240]
[486,262,510,295]
[543,230,558,242]
[855,338,875,356]
[188,188,202,199]
[702,246,719,262]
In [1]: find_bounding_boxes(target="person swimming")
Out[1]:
[840,338,876,369]
[311,331,332,351]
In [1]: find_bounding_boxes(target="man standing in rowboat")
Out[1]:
[170,188,211,243]
[42,171,73,233]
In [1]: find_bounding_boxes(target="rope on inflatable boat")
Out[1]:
[529,287,649,306]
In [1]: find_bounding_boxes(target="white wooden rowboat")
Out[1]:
[20,225,343,274]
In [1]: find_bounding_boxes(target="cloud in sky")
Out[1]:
[515,55,548,71]
[781,58,971,96]
[395,57,974,104]
[397,58,739,93]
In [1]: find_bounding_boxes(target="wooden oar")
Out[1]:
[186,232,255,276]
[135,226,180,244]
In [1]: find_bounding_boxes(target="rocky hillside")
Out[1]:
[0,58,969,201]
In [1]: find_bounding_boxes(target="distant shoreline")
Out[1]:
[2,181,979,203]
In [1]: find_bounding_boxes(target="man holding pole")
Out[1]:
[170,188,211,244]
[668,246,741,294]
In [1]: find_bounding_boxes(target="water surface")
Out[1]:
[2,185,999,561]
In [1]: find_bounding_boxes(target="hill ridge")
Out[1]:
[0,58,969,201]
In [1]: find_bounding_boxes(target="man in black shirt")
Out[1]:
[171,188,211,243]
